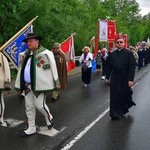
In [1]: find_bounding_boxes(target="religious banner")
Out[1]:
[99,20,108,42]
[61,35,76,72]
[3,25,33,69]
[94,19,117,57]
[107,20,116,41]
[0,16,38,69]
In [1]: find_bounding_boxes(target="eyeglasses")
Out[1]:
[116,41,124,44]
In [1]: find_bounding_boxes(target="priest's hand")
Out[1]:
[105,79,110,86]
[128,81,134,87]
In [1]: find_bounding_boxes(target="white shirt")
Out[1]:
[79,52,93,68]
[24,57,31,83]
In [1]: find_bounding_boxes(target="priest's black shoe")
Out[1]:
[111,117,120,120]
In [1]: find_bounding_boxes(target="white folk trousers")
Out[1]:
[24,85,52,134]
[0,92,4,123]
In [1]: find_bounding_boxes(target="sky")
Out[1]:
[136,0,150,16]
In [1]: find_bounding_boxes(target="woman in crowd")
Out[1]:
[79,46,93,87]
[96,50,102,73]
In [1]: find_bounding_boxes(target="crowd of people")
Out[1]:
[79,37,150,121]
[0,32,150,137]
[129,43,150,69]
[95,41,150,80]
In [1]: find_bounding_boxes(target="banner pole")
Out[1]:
[93,19,100,58]
[0,16,38,51]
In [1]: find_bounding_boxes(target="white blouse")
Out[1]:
[79,52,93,68]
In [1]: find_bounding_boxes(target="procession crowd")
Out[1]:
[0,32,150,136]
[95,42,150,81]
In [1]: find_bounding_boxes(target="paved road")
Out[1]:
[67,70,150,150]
[1,65,150,150]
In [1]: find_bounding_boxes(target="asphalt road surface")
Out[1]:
[1,66,150,150]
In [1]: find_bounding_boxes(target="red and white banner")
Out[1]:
[99,20,116,42]
[107,20,116,41]
[94,19,116,57]
[61,35,76,72]
[99,20,108,42]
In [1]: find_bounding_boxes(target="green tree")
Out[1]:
[0,0,150,54]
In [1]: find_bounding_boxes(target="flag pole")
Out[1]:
[0,16,38,51]
[93,19,100,58]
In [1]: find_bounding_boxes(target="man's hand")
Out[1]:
[128,81,134,87]
[56,83,61,89]
[105,79,110,86]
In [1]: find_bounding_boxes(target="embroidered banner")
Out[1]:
[99,20,108,42]
[3,25,33,69]
[61,35,76,72]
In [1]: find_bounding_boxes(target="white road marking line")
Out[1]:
[0,122,7,127]
[5,118,24,127]
[2,118,66,137]
[61,108,109,150]
[38,126,66,137]
[133,82,138,87]
[61,79,138,149]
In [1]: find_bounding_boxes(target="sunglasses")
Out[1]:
[116,41,124,44]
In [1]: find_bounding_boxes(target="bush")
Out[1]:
[11,69,17,79]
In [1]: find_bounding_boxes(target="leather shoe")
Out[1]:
[20,131,36,137]
[111,117,120,120]
[47,123,53,130]
[51,97,57,102]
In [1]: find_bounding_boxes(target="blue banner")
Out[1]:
[3,25,33,69]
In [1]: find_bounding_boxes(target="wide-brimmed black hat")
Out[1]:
[22,33,41,42]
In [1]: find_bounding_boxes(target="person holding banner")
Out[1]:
[15,33,60,136]
[95,50,102,73]
[79,46,93,88]
[101,48,108,80]
[0,52,11,126]
[51,42,67,101]
[105,37,136,120]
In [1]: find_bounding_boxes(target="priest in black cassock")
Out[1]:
[105,37,136,120]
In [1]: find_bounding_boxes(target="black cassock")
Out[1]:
[106,49,136,117]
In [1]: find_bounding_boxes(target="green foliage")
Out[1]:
[11,69,17,79]
[0,0,150,52]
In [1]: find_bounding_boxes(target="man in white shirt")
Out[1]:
[15,33,60,137]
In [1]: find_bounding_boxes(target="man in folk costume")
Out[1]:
[51,42,67,101]
[15,33,60,136]
[0,52,11,126]
[105,37,136,120]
